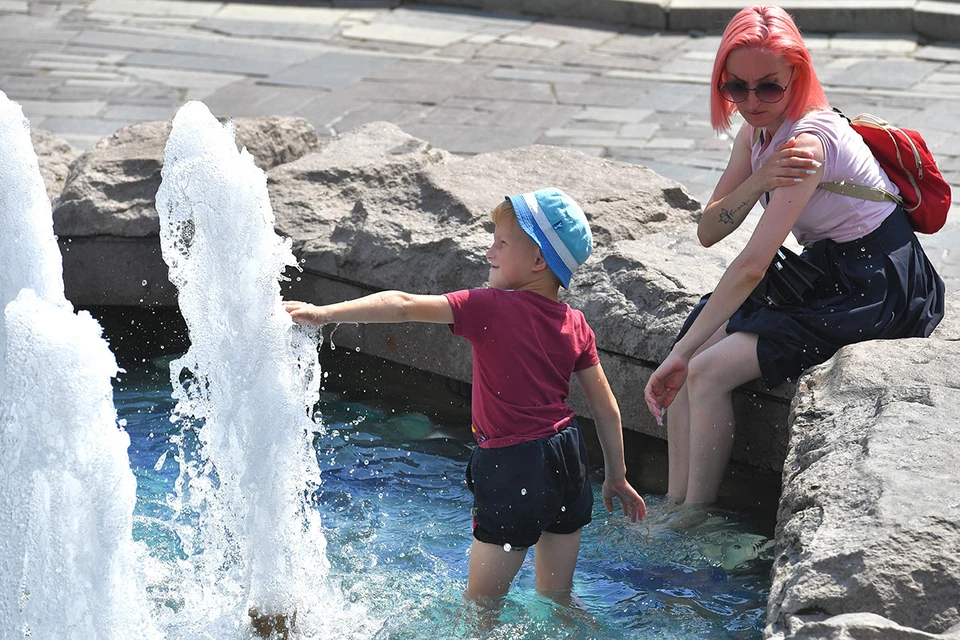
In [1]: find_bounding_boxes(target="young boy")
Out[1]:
[284,187,645,602]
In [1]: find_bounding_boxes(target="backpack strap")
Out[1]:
[818,181,903,206]
[818,111,905,207]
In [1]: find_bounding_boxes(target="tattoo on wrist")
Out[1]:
[719,200,749,224]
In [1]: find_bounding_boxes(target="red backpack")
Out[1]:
[819,111,952,234]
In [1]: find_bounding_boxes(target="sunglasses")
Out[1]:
[719,68,794,104]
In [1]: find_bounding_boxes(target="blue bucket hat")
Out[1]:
[505,187,592,288]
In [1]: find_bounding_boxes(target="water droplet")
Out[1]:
[560,506,566,512]
[503,543,512,552]
[355,346,360,352]
[141,280,147,286]
[520,488,527,496]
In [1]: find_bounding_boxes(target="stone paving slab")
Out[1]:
[213,4,354,24]
[86,0,222,18]
[195,18,340,41]
[121,50,288,77]
[3,0,960,291]
[341,22,472,47]
[262,52,400,90]
[0,0,28,11]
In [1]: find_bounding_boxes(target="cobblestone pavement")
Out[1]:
[3,0,959,290]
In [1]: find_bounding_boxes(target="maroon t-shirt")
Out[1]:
[444,288,600,448]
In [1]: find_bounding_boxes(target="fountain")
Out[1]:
[0,91,159,639]
[153,101,374,638]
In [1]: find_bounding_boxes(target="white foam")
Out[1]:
[0,91,156,639]
[0,291,159,639]
[155,101,376,637]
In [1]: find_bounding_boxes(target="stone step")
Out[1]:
[402,0,960,43]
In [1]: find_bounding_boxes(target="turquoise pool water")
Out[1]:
[118,356,772,639]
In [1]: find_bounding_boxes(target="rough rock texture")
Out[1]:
[266,123,791,460]
[53,115,319,237]
[30,128,79,204]
[776,612,960,640]
[268,121,715,365]
[767,297,960,639]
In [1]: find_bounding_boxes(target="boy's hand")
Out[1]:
[283,300,326,325]
[602,477,646,522]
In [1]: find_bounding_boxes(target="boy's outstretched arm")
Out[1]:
[284,291,454,325]
[575,364,646,522]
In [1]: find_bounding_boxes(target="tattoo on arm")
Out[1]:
[719,200,750,225]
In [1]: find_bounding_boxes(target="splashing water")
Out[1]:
[0,91,158,639]
[0,91,67,380]
[154,101,375,638]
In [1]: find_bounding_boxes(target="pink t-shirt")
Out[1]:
[444,288,600,449]
[752,109,898,246]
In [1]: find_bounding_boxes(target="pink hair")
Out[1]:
[710,5,830,131]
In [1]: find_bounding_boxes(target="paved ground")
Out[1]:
[3,0,959,290]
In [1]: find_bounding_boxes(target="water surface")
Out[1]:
[118,355,773,639]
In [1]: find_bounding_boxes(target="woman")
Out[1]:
[644,4,944,507]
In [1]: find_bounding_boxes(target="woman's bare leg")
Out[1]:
[665,323,732,504]
[683,331,761,505]
[666,383,691,503]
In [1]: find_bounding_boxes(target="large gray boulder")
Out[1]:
[767,300,960,639]
[268,122,789,461]
[269,121,711,364]
[30,129,79,204]
[773,612,960,640]
[53,116,320,237]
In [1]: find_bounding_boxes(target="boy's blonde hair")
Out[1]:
[491,199,515,226]
[490,198,563,287]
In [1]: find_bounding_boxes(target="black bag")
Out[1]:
[754,245,824,306]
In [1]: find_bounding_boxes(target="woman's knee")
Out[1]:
[686,352,735,395]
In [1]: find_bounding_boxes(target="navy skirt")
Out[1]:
[677,207,945,389]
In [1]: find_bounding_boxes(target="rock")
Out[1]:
[30,128,79,204]
[770,612,960,639]
[269,122,711,363]
[768,320,960,638]
[53,115,320,237]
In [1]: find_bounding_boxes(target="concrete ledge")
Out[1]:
[915,0,960,42]
[405,0,960,42]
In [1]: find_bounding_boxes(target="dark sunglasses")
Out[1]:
[719,68,794,104]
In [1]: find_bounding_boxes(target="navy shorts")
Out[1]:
[465,420,593,549]
[677,207,943,388]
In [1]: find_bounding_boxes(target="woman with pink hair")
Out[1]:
[644,4,944,507]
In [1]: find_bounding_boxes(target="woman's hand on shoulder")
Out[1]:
[755,137,822,194]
